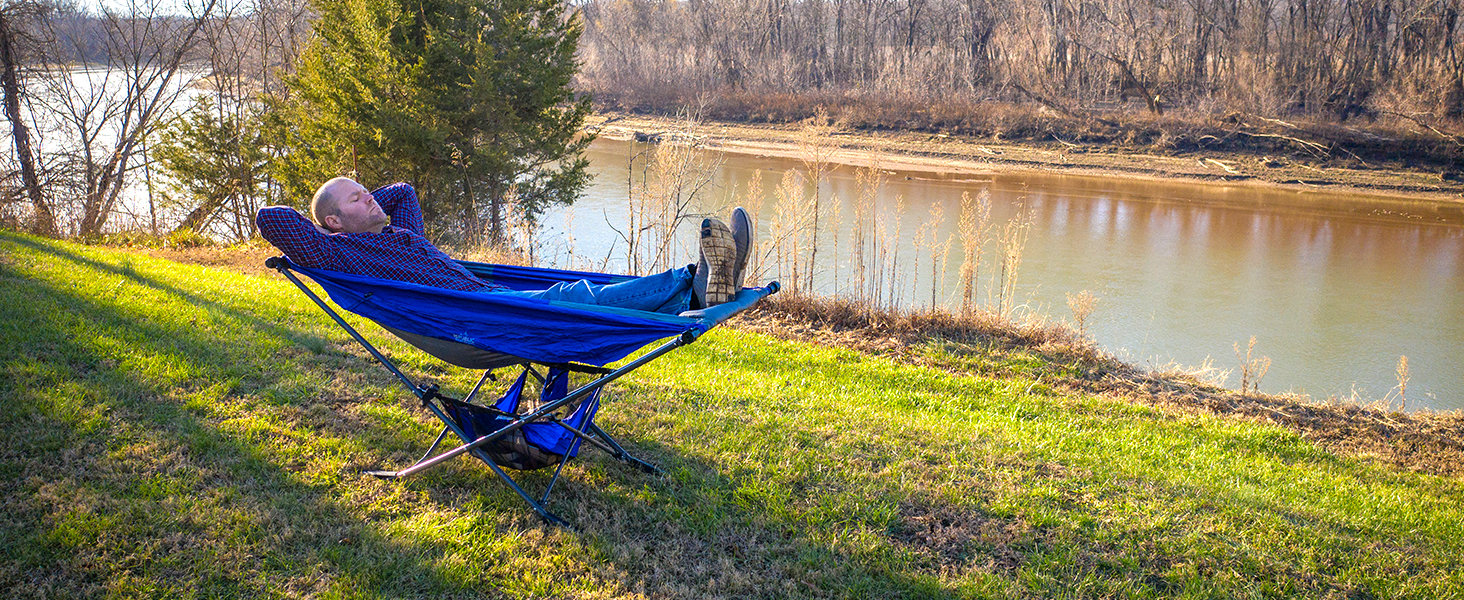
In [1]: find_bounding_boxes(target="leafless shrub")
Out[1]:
[1066,290,1097,335]
[616,111,721,275]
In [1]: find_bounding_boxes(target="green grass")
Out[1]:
[2,231,1462,599]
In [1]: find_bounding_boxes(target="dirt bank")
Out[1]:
[590,113,1464,203]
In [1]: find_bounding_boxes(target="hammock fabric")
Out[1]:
[268,256,779,526]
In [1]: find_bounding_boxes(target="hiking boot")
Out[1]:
[691,256,709,309]
[730,207,753,289]
[700,217,737,305]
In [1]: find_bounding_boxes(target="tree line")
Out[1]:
[5,0,1460,241]
[575,0,1464,122]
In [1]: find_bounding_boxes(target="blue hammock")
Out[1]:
[268,256,779,526]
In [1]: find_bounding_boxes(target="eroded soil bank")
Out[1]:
[589,113,1464,203]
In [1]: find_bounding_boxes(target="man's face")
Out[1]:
[322,179,388,233]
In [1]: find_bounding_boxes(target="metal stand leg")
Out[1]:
[415,426,450,465]
[587,422,663,475]
[473,448,570,528]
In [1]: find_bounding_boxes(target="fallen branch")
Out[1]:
[1379,110,1463,147]
[1233,130,1331,157]
[1248,114,1299,129]
[1008,82,1118,127]
[1051,133,1082,149]
[1204,158,1239,174]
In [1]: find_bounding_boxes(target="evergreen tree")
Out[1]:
[274,0,592,244]
[153,98,271,240]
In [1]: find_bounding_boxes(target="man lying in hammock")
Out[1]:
[256,177,751,313]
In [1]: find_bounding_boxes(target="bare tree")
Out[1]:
[0,1,52,235]
[29,0,218,237]
[577,0,1464,125]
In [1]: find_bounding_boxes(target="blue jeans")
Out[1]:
[497,266,694,315]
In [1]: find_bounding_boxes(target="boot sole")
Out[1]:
[701,219,737,305]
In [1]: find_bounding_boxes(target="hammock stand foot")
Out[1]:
[588,422,663,475]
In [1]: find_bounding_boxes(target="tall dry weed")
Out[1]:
[851,163,886,303]
[622,111,721,276]
[923,201,947,307]
[449,186,537,266]
[1235,336,1272,395]
[770,169,810,290]
[1066,290,1098,335]
[557,208,577,270]
[739,169,769,283]
[997,199,1031,317]
[956,189,992,313]
[1396,355,1411,412]
[797,110,839,289]
[886,194,906,309]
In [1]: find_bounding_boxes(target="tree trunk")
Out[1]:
[487,177,502,246]
[0,9,52,236]
[172,184,234,234]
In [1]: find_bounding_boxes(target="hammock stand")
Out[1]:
[266,256,779,526]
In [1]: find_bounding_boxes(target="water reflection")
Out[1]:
[540,138,1464,411]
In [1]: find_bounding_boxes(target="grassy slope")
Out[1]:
[2,231,1462,599]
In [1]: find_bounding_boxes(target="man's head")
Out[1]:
[312,177,389,234]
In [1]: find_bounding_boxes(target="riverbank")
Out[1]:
[113,240,1464,479]
[589,113,1464,203]
[739,293,1464,480]
[6,233,1463,597]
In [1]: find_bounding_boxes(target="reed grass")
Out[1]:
[769,169,810,291]
[956,190,993,313]
[996,199,1032,318]
[737,169,768,283]
[797,114,838,291]
[1396,356,1411,412]
[851,163,885,303]
[1235,336,1272,395]
[885,194,906,309]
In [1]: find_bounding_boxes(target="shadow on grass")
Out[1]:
[0,234,974,598]
[4,233,1454,598]
[2,235,509,596]
[4,233,338,356]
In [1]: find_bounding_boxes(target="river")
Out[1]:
[535,137,1464,412]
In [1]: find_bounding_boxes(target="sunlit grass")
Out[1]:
[2,231,1462,598]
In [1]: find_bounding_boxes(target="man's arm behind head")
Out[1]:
[373,183,424,236]
[257,206,337,270]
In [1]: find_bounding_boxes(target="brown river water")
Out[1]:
[539,138,1464,412]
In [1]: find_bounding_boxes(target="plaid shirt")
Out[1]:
[256,183,506,292]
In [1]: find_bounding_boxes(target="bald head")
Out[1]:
[311,177,357,224]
